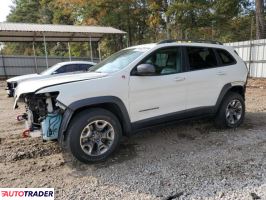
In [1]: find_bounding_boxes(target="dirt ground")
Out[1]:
[0,79,265,200]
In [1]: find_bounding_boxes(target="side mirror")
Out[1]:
[136,64,155,76]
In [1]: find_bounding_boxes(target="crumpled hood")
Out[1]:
[14,72,107,104]
[7,74,39,83]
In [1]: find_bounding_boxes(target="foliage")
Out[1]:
[2,0,259,57]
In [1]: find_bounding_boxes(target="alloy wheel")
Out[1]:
[80,120,115,156]
[225,99,243,126]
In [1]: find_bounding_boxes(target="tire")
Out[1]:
[65,108,122,163]
[215,92,245,128]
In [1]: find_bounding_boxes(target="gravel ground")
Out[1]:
[0,79,265,200]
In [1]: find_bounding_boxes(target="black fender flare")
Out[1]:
[58,96,132,144]
[214,83,245,113]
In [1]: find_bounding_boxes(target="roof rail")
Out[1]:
[158,39,223,45]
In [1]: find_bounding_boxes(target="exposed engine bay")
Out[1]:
[22,92,63,140]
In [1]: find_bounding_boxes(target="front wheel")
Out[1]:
[66,108,122,163]
[215,92,245,128]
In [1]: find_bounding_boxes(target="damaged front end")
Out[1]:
[20,92,64,141]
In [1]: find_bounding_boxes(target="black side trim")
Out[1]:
[132,106,215,131]
[58,107,73,145]
[59,96,131,142]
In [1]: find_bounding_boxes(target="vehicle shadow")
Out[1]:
[63,111,266,199]
[65,111,266,167]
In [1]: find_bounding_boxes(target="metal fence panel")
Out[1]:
[1,39,266,78]
[0,55,99,78]
[226,39,266,78]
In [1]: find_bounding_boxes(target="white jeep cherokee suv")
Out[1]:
[14,40,248,163]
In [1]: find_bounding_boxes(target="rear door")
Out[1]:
[185,46,225,109]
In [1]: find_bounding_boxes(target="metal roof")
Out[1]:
[0,22,126,42]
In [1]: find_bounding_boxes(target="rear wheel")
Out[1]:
[66,108,122,163]
[215,92,245,128]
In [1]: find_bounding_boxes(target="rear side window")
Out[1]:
[216,49,236,65]
[187,47,218,71]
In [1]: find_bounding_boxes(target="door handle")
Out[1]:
[216,71,226,76]
[174,77,186,81]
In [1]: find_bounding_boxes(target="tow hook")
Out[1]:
[17,113,28,122]
[22,128,42,138]
[22,129,30,138]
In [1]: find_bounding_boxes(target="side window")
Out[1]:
[79,64,89,71]
[56,64,80,74]
[217,49,236,65]
[141,47,182,75]
[187,47,218,71]
[55,65,67,74]
[79,64,90,71]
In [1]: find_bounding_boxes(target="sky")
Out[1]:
[0,0,13,22]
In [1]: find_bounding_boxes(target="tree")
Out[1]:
[3,0,78,56]
[167,0,252,42]
[7,0,40,23]
[2,0,259,56]
[55,0,152,55]
[167,0,212,40]
[255,0,265,39]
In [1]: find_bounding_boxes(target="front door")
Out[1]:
[129,47,187,122]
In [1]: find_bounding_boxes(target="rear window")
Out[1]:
[216,49,236,65]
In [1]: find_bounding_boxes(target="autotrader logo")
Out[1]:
[0,188,54,200]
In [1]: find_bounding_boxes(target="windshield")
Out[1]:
[89,48,149,73]
[39,63,61,75]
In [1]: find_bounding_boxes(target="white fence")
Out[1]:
[0,55,99,78]
[226,39,266,78]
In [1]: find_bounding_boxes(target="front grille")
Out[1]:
[6,82,16,97]
[7,82,12,90]
[7,82,17,89]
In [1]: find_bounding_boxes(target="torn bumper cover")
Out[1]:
[13,72,108,141]
[14,90,63,141]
